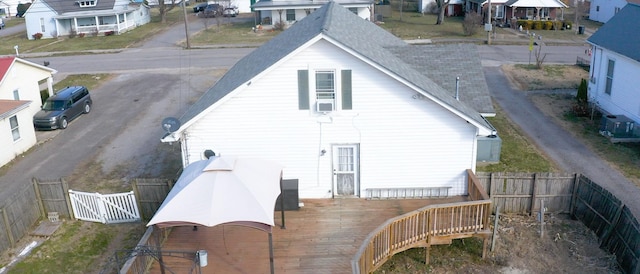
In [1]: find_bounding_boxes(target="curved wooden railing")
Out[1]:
[352,170,492,274]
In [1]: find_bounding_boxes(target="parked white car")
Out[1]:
[223,7,238,17]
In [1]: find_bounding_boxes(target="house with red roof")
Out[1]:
[0,56,56,167]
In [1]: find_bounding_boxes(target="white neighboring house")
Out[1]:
[251,0,373,27]
[161,3,497,199]
[589,0,640,23]
[24,0,150,39]
[0,56,56,168]
[0,0,28,17]
[419,0,464,16]
[587,4,640,129]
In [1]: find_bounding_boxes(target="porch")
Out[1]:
[55,10,138,36]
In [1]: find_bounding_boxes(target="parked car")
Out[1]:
[33,86,92,130]
[223,7,238,17]
[201,4,221,17]
[193,2,207,12]
[0,18,4,29]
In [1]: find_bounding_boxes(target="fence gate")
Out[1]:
[69,190,141,224]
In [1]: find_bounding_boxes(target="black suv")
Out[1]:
[201,4,221,17]
[33,86,92,130]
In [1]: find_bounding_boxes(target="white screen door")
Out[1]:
[333,144,359,197]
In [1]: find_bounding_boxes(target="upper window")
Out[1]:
[13,89,19,100]
[286,9,295,21]
[349,8,358,15]
[297,69,352,113]
[605,59,615,95]
[10,116,20,141]
[77,0,97,7]
[316,71,335,112]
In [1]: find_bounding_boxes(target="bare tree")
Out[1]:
[158,0,179,23]
[534,42,547,69]
[435,0,450,24]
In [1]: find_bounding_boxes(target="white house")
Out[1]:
[589,0,640,23]
[24,0,150,39]
[587,4,640,133]
[0,0,29,17]
[161,2,497,199]
[251,0,374,26]
[419,0,464,16]
[0,56,56,168]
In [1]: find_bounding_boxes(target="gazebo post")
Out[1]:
[280,179,286,229]
[269,232,275,274]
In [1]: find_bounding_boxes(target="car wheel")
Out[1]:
[60,117,68,129]
[84,103,91,114]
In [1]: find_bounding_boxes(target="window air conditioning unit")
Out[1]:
[316,100,334,113]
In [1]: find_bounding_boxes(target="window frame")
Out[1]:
[13,89,19,100]
[286,9,295,21]
[605,59,615,95]
[10,115,20,141]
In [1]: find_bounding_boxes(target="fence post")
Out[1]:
[32,178,46,219]
[530,173,538,216]
[569,173,580,218]
[61,178,74,219]
[1,208,14,247]
[132,179,144,220]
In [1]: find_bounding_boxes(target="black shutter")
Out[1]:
[298,70,309,110]
[341,70,352,110]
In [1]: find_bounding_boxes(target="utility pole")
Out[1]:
[486,0,492,45]
[181,0,191,49]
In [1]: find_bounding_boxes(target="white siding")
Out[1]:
[24,0,58,40]
[0,61,51,117]
[183,40,479,198]
[588,46,640,123]
[589,0,627,23]
[0,110,37,168]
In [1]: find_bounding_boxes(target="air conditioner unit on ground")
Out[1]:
[316,100,334,113]
[600,114,636,138]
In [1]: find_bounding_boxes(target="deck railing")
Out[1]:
[352,170,492,274]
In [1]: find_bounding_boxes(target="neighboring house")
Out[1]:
[587,4,640,130]
[161,2,497,199]
[419,0,464,16]
[589,0,640,23]
[0,0,29,17]
[251,0,373,26]
[467,0,566,26]
[24,0,150,39]
[0,56,57,168]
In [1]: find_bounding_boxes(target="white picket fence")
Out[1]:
[69,190,141,224]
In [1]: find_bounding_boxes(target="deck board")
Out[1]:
[148,197,465,274]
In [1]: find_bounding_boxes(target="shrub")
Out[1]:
[69,30,77,38]
[462,12,482,36]
[573,78,589,116]
[521,20,533,30]
[78,33,85,38]
[532,21,543,30]
[105,31,115,36]
[273,20,286,31]
[544,21,553,30]
[32,32,43,39]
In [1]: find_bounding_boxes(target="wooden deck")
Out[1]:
[148,197,466,274]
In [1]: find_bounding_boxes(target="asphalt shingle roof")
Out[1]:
[178,2,493,132]
[40,0,118,14]
[587,3,640,62]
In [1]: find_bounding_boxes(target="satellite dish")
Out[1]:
[162,117,181,133]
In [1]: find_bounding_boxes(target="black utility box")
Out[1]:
[275,179,299,211]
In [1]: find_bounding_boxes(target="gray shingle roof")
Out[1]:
[388,43,495,116]
[41,0,118,14]
[587,3,640,62]
[178,2,493,132]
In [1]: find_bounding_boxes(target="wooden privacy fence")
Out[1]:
[571,175,640,274]
[476,172,576,214]
[352,170,492,274]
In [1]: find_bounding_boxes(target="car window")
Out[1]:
[42,100,66,111]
